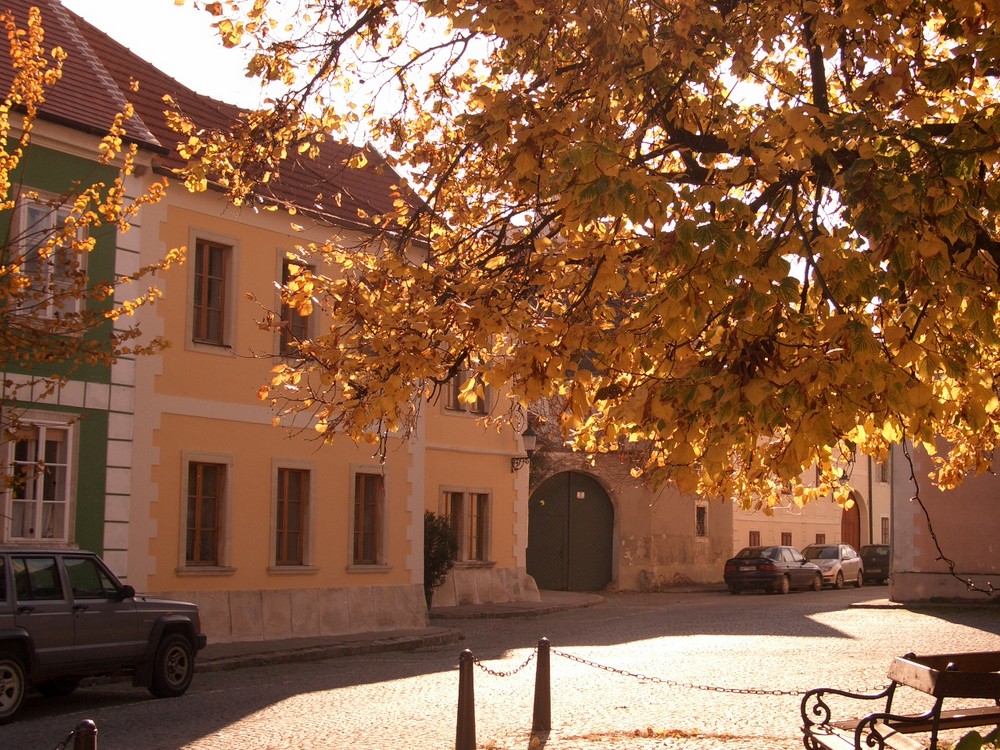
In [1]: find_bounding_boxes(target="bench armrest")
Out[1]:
[801,685,895,731]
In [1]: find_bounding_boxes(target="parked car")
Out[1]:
[0,548,207,723]
[801,543,864,589]
[860,544,891,584]
[723,546,823,595]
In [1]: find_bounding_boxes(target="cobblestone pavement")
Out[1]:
[4,587,1000,750]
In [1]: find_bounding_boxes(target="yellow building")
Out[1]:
[58,2,537,643]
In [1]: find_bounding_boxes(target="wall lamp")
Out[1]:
[511,424,537,472]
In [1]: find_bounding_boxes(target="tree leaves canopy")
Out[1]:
[192,0,1000,507]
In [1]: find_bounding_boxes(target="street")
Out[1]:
[4,587,1000,750]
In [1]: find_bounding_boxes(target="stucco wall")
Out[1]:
[891,444,1000,602]
[532,451,732,590]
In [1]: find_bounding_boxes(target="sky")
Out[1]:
[59,0,266,107]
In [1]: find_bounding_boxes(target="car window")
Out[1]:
[804,546,838,560]
[13,556,64,600]
[65,557,120,599]
[788,549,805,562]
[766,548,782,561]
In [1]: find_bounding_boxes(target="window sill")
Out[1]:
[454,560,496,569]
[346,564,392,573]
[175,565,236,576]
[268,565,319,575]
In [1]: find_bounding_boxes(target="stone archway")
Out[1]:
[526,471,614,591]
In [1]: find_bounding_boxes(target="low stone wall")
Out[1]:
[156,583,428,644]
[430,566,540,607]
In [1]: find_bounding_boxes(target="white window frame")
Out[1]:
[13,191,88,319]
[187,229,238,353]
[178,451,234,573]
[442,487,493,563]
[2,414,77,544]
[269,459,316,571]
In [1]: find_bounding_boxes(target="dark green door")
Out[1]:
[526,472,613,591]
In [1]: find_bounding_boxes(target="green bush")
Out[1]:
[424,511,458,609]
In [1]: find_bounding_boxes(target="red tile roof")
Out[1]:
[0,0,408,229]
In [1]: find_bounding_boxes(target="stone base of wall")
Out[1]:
[157,583,427,644]
[890,572,1000,603]
[431,566,540,607]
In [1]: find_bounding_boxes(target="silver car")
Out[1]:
[801,543,864,589]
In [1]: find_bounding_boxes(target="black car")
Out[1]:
[860,544,891,584]
[723,545,823,595]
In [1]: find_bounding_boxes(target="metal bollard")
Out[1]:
[72,719,97,750]
[532,637,551,732]
[456,649,476,750]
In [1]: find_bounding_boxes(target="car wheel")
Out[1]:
[0,652,26,724]
[149,634,195,698]
[35,677,81,698]
[811,573,823,591]
[834,571,844,590]
[727,585,741,595]
[855,571,864,588]
[776,575,790,595]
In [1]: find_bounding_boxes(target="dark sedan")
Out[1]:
[723,545,823,595]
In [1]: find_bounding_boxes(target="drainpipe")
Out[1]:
[867,455,874,546]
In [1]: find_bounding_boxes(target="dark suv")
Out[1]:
[0,548,207,723]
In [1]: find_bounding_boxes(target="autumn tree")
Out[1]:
[0,7,182,439]
[181,0,1000,508]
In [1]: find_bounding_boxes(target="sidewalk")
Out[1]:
[196,590,605,673]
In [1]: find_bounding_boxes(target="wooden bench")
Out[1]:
[801,652,1000,750]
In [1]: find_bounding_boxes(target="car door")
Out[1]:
[784,548,811,587]
[11,555,75,670]
[63,555,143,668]
[841,545,861,582]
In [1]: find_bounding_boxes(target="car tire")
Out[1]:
[0,651,26,724]
[811,573,823,591]
[35,677,81,698]
[855,571,864,588]
[727,585,741,595]
[834,571,844,590]
[777,575,790,595]
[149,634,195,698]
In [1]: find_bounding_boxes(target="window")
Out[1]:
[6,422,72,542]
[444,369,489,415]
[193,239,230,345]
[444,490,491,562]
[186,461,225,565]
[780,532,792,546]
[881,516,890,544]
[65,556,119,599]
[353,472,384,565]
[877,460,890,484]
[695,504,707,537]
[14,195,87,319]
[275,467,308,566]
[748,530,761,546]
[815,533,826,544]
[279,259,311,356]
[13,556,64,600]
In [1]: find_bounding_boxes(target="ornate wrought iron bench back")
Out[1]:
[801,652,1000,750]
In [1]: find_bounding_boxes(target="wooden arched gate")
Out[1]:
[526,471,613,591]
[841,493,861,549]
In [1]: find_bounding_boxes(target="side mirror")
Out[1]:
[120,584,136,600]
